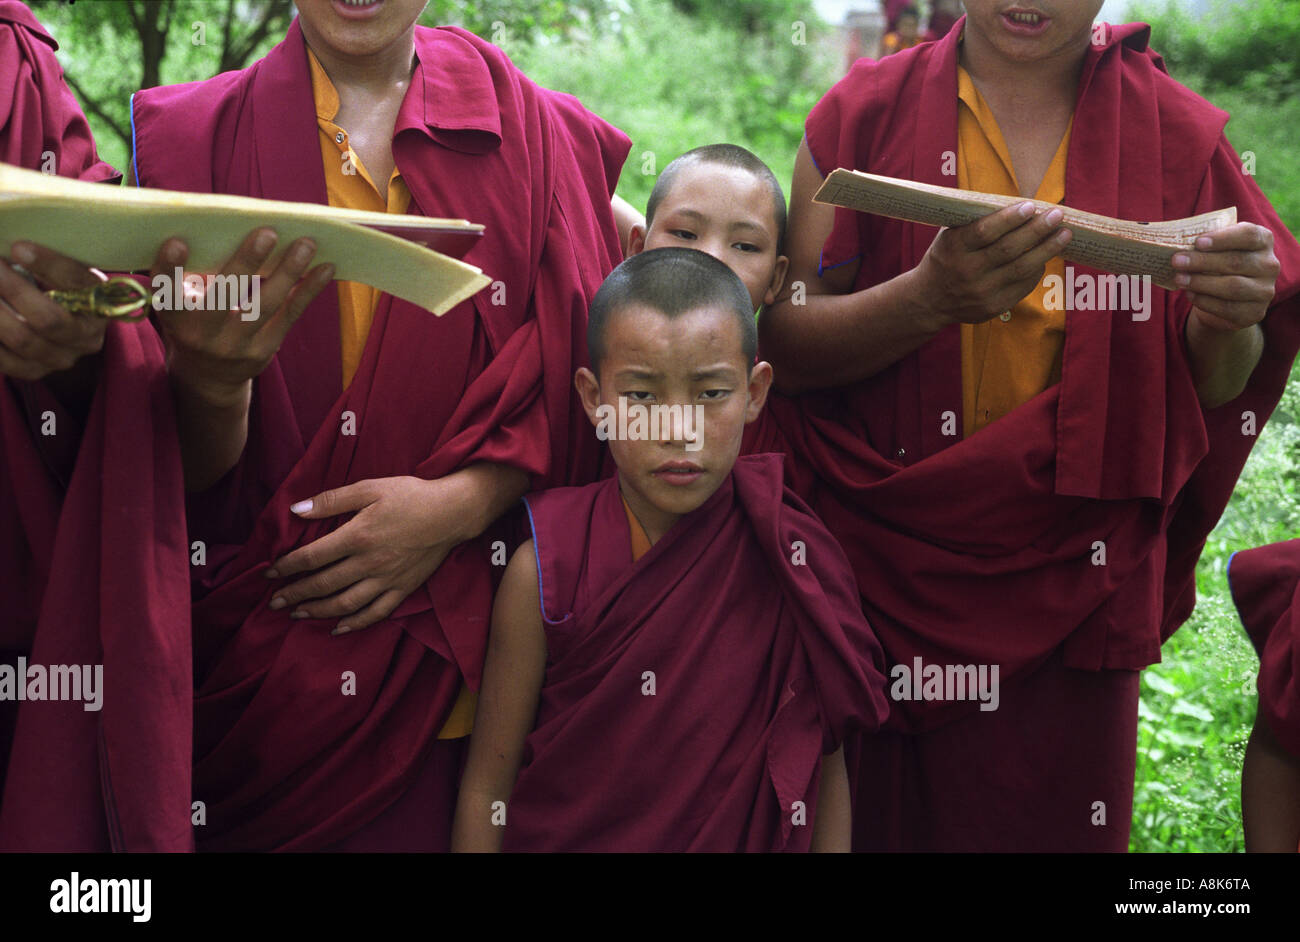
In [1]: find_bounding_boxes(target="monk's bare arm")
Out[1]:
[1242,712,1300,852]
[612,193,644,258]
[452,539,546,852]
[1184,315,1263,409]
[758,142,944,393]
[1175,223,1278,408]
[160,229,332,492]
[759,140,1069,394]
[810,744,851,852]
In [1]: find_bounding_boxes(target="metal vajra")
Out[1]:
[46,272,150,321]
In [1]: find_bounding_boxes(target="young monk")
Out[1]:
[882,6,924,56]
[756,2,1300,851]
[629,144,788,315]
[0,0,193,851]
[1229,541,1300,852]
[451,247,889,852]
[129,0,629,851]
[926,0,964,44]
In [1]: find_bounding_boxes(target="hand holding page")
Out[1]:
[0,162,491,315]
[813,168,1237,291]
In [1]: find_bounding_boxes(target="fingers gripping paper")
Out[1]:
[0,163,492,315]
[814,168,1237,291]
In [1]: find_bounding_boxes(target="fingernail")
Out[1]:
[1195,236,1213,250]
[1175,273,1191,287]
[1019,202,1035,217]
[290,499,313,514]
[291,241,315,264]
[11,243,35,265]
[1172,253,1190,268]
[254,230,276,254]
[264,568,279,579]
[269,596,286,610]
[290,610,309,620]
[1045,209,1063,226]
[1056,229,1072,244]
[332,625,353,637]
[164,241,184,265]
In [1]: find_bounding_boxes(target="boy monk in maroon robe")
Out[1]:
[1229,541,1300,852]
[628,144,789,316]
[129,0,629,850]
[0,0,194,851]
[452,248,889,852]
[755,1,1300,850]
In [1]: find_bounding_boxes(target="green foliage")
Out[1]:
[1133,367,1300,852]
[1111,8,1300,853]
[1131,592,1255,852]
[29,0,293,175]
[508,0,835,212]
[1131,0,1300,99]
[1215,86,1300,236]
[667,0,817,36]
[421,0,617,42]
[1122,5,1300,234]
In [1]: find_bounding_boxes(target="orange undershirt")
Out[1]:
[957,65,1074,438]
[308,49,477,740]
[623,495,652,563]
[882,32,923,55]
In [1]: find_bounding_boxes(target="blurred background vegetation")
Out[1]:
[25,0,1300,851]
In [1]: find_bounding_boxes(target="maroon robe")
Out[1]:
[925,13,960,44]
[1230,541,1300,760]
[502,454,889,851]
[131,20,629,851]
[745,20,1300,850]
[0,2,191,852]
[0,1,117,183]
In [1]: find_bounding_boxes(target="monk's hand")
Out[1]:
[909,201,1072,328]
[1172,223,1278,332]
[264,475,470,635]
[0,242,109,381]
[153,228,335,404]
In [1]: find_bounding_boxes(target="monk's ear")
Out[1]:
[575,367,605,426]
[745,361,774,423]
[764,254,790,308]
[628,224,647,257]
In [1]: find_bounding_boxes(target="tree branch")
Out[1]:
[223,0,292,72]
[63,71,132,156]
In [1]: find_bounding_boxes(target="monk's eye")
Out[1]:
[733,242,761,253]
[667,229,697,241]
[623,390,654,402]
[700,388,731,401]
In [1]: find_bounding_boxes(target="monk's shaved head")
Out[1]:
[587,248,756,376]
[646,144,788,252]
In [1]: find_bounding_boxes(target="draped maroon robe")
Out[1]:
[0,1,117,183]
[503,454,889,851]
[131,20,629,851]
[745,20,1300,850]
[1230,541,1300,760]
[0,2,192,852]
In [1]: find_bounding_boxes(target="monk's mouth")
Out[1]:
[332,0,385,19]
[652,465,705,486]
[1001,9,1050,37]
